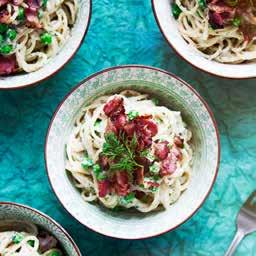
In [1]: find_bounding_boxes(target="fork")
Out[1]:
[225,191,256,256]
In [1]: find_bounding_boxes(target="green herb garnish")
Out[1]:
[102,133,142,174]
[171,3,182,20]
[140,149,155,161]
[81,157,94,170]
[232,17,241,27]
[198,0,207,9]
[12,233,24,244]
[127,111,139,121]
[149,162,160,175]
[120,192,135,204]
[27,240,35,247]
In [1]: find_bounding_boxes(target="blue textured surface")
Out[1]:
[0,0,255,255]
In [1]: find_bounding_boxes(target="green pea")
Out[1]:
[27,240,35,247]
[0,23,8,33]
[6,28,17,40]
[48,250,61,256]
[198,0,207,9]
[40,32,52,45]
[0,34,4,44]
[92,164,101,176]
[127,111,139,121]
[232,17,241,27]
[17,7,25,20]
[12,233,24,244]
[42,0,48,8]
[0,44,13,54]
[97,172,107,181]
[38,9,44,19]
[171,3,182,20]
[81,157,94,170]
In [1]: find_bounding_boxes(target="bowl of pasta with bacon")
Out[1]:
[0,202,81,255]
[0,0,91,89]
[45,65,220,239]
[152,0,256,78]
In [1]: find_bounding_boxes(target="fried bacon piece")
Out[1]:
[0,55,17,75]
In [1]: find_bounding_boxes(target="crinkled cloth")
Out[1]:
[0,0,255,255]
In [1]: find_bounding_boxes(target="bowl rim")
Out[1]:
[151,0,255,80]
[0,201,81,256]
[0,0,92,91]
[44,64,221,240]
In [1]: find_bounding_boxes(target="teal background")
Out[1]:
[0,0,255,255]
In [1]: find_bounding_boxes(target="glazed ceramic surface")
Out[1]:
[45,66,220,239]
[0,0,91,89]
[0,202,81,255]
[152,0,256,79]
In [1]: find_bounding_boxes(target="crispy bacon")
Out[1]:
[105,119,118,135]
[25,8,42,28]
[0,9,11,24]
[13,0,24,5]
[174,136,184,148]
[38,231,58,253]
[154,140,169,160]
[103,96,125,117]
[160,153,177,176]
[115,171,129,196]
[134,167,144,185]
[0,55,17,75]
[0,0,8,7]
[98,154,110,170]
[98,180,110,198]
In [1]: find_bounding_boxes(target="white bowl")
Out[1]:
[152,0,256,79]
[45,65,220,239]
[0,0,91,89]
[0,202,81,255]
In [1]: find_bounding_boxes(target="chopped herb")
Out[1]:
[120,192,135,204]
[150,186,159,192]
[0,34,3,44]
[0,44,13,54]
[81,157,94,170]
[17,7,25,20]
[97,172,107,181]
[42,0,48,8]
[12,233,24,244]
[149,162,160,175]
[6,28,17,40]
[171,3,182,20]
[40,32,52,45]
[0,24,8,33]
[127,111,139,121]
[232,17,241,27]
[38,9,44,19]
[198,0,206,9]
[92,164,101,176]
[27,240,35,247]
[94,119,102,128]
[48,250,61,256]
[140,149,155,161]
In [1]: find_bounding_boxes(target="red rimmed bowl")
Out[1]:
[45,65,220,239]
[0,0,91,90]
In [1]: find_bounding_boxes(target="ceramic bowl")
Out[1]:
[0,202,81,255]
[45,65,220,239]
[152,0,256,79]
[0,0,91,90]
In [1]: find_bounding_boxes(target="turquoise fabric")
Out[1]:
[0,0,255,255]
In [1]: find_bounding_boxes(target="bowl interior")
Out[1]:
[46,66,219,239]
[0,0,91,89]
[152,0,256,78]
[0,203,80,255]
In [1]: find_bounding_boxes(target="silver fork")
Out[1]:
[225,191,256,256]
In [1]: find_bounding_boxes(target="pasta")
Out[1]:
[172,0,256,63]
[0,0,78,75]
[0,231,62,256]
[66,90,193,213]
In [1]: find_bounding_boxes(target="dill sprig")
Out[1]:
[102,132,142,173]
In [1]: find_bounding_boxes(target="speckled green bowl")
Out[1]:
[0,202,81,255]
[45,65,220,239]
